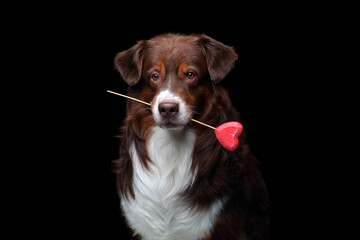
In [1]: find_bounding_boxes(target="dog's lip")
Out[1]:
[159,122,184,129]
[157,118,189,129]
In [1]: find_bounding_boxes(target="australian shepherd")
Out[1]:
[113,33,269,240]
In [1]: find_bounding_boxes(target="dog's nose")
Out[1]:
[158,102,179,118]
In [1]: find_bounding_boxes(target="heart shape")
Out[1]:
[214,122,243,151]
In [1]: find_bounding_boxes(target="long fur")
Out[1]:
[113,33,269,240]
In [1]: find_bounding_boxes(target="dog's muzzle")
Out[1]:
[152,90,190,129]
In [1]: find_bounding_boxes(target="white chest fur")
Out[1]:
[121,127,225,240]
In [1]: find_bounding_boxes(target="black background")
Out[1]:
[17,4,330,239]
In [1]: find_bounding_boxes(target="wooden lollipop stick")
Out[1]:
[107,90,150,106]
[190,119,216,129]
[107,90,215,129]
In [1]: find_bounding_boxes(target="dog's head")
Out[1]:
[115,33,237,129]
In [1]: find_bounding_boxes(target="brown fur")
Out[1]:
[113,33,269,239]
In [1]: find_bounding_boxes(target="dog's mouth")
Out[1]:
[157,118,188,130]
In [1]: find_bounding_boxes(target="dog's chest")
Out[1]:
[121,127,224,240]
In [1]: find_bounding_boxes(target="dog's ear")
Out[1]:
[114,40,146,86]
[199,35,238,84]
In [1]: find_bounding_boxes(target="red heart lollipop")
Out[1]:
[214,122,243,151]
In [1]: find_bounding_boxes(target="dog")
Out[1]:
[113,33,269,240]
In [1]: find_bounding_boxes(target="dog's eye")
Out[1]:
[186,71,196,80]
[151,73,160,81]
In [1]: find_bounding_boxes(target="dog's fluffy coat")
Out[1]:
[113,33,269,240]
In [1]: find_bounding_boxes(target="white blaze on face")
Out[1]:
[151,89,191,128]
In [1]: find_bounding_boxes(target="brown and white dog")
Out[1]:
[113,33,269,240]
